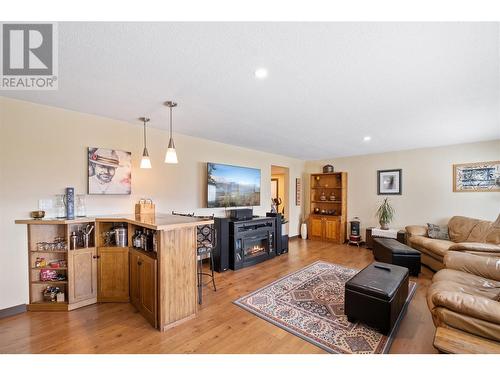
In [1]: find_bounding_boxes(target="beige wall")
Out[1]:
[1,95,498,311]
[306,140,500,238]
[0,97,305,310]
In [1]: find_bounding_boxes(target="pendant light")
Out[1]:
[164,101,178,164]
[139,117,152,169]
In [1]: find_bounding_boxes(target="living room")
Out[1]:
[1,1,500,373]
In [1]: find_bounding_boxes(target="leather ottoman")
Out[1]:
[345,262,409,335]
[373,237,421,276]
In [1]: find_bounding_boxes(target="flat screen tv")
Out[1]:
[207,163,261,208]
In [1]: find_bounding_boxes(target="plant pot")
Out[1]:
[379,221,390,230]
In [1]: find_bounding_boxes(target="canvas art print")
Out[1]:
[377,169,402,195]
[88,147,132,195]
[453,161,500,192]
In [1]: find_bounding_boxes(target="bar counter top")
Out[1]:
[15,213,213,231]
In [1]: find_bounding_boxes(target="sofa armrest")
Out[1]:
[432,291,500,325]
[444,251,500,282]
[405,225,427,237]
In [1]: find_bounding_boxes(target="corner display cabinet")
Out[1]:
[308,172,347,243]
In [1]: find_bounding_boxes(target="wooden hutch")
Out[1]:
[308,172,347,243]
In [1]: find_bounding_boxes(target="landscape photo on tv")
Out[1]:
[207,163,261,208]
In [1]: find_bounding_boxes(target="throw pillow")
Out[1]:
[427,223,450,240]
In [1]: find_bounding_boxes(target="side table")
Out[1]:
[365,227,406,249]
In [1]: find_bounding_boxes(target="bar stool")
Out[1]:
[196,218,217,305]
[171,212,217,304]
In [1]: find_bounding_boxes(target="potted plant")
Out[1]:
[376,198,395,230]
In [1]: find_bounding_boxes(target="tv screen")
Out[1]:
[207,163,261,208]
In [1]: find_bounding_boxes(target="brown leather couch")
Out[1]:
[406,215,500,271]
[427,251,500,353]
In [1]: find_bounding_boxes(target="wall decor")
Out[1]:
[88,147,132,195]
[271,178,279,201]
[377,169,402,195]
[295,178,301,206]
[323,164,334,173]
[453,161,500,192]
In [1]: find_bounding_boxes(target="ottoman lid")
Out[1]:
[374,237,420,255]
[346,262,409,301]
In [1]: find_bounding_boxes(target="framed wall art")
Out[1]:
[453,161,500,192]
[88,147,132,195]
[377,169,402,195]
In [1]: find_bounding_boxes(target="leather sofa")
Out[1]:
[406,215,500,271]
[426,251,500,353]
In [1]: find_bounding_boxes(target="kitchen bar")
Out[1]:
[15,213,214,331]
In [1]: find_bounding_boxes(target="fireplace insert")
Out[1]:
[230,217,275,270]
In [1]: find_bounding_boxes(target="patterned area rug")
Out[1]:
[234,261,417,354]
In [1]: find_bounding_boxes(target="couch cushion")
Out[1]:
[432,269,500,292]
[467,220,493,242]
[409,236,454,257]
[449,242,500,253]
[486,219,500,244]
[433,307,500,342]
[448,216,482,243]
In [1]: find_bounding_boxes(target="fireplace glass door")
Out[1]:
[242,235,269,260]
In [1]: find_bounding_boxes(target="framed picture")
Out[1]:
[453,161,500,192]
[377,169,402,195]
[271,178,279,201]
[295,178,301,206]
[88,147,132,195]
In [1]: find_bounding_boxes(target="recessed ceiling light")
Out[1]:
[363,136,371,142]
[254,68,268,79]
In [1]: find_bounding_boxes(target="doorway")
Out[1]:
[271,165,290,235]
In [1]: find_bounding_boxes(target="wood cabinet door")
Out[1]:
[310,217,324,238]
[98,247,129,302]
[139,254,157,327]
[129,250,140,309]
[68,247,97,303]
[324,218,340,242]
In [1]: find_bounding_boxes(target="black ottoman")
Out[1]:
[373,237,421,276]
[344,262,409,334]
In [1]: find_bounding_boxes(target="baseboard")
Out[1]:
[289,235,299,240]
[0,304,26,319]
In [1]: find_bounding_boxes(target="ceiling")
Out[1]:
[2,22,499,160]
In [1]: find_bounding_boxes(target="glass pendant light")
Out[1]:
[164,101,178,164]
[139,117,152,169]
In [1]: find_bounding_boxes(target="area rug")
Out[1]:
[234,261,417,354]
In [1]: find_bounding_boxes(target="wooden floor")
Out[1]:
[0,239,438,354]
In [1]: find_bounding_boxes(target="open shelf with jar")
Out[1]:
[16,219,98,311]
[308,172,347,243]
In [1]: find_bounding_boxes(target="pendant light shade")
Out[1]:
[164,101,178,164]
[139,117,152,169]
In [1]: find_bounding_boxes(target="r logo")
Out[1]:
[2,23,53,75]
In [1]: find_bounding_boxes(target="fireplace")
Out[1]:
[230,218,275,270]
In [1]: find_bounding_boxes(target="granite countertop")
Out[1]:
[15,213,214,231]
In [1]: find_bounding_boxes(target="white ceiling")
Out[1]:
[2,22,499,160]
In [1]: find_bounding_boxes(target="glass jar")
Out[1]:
[54,195,66,219]
[76,194,86,217]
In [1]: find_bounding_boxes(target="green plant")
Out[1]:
[376,198,395,226]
